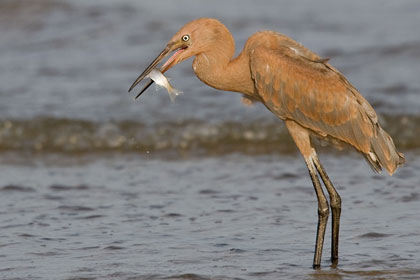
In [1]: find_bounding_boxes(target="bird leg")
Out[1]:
[285,120,330,268]
[305,154,330,269]
[313,155,341,263]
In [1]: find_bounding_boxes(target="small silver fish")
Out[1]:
[146,69,183,102]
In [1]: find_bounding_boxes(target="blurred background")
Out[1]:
[1,1,419,279]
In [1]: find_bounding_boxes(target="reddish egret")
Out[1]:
[128,18,405,268]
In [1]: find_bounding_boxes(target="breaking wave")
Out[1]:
[0,114,417,155]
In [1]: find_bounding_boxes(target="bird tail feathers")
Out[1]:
[365,125,405,175]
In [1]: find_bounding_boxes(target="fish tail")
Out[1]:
[168,87,183,102]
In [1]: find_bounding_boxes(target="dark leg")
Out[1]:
[313,155,342,263]
[305,156,330,269]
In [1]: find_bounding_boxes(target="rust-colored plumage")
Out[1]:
[129,18,405,268]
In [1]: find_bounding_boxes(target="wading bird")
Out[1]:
[128,18,405,268]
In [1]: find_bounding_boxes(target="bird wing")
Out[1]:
[250,45,379,153]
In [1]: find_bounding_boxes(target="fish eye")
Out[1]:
[182,34,190,42]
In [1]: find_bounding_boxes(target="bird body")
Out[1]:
[128,18,405,268]
[186,20,404,174]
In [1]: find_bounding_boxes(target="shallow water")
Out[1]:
[1,152,419,279]
[0,0,420,279]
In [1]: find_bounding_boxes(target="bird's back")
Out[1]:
[246,31,405,174]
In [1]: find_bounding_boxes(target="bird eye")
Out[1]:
[182,35,190,42]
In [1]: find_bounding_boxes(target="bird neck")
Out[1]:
[192,40,255,96]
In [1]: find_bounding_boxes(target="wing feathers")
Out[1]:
[250,40,404,174]
[250,45,375,153]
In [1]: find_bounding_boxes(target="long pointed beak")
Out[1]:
[133,80,154,99]
[128,46,172,94]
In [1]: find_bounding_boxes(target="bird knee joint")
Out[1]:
[318,206,329,217]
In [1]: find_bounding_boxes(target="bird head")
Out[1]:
[128,18,229,98]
